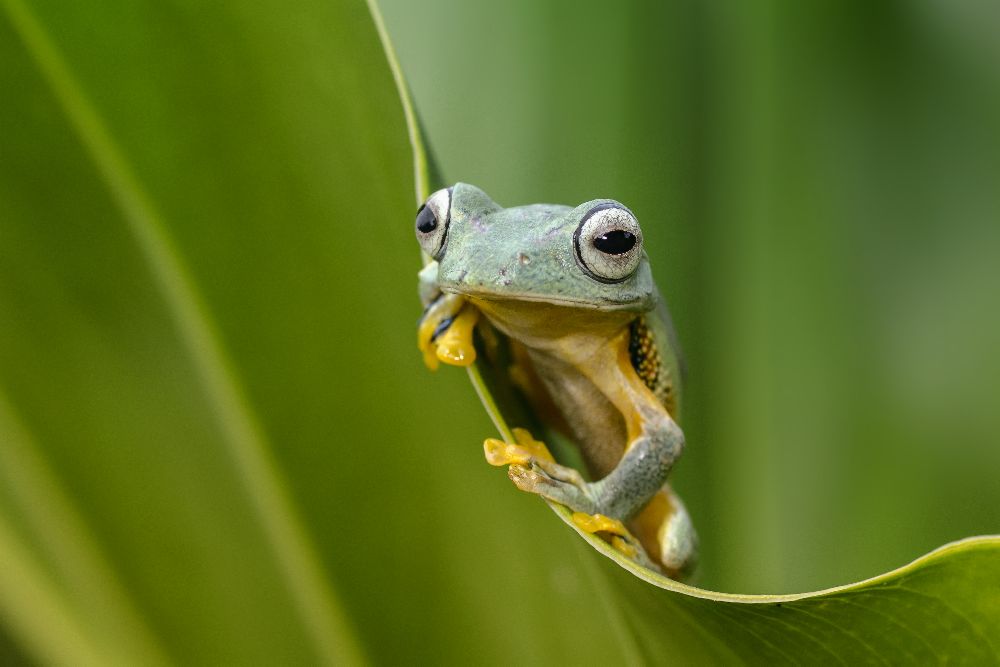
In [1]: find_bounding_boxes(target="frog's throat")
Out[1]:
[438,286,651,312]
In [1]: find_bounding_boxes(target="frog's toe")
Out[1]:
[484,438,531,466]
[532,458,587,487]
[572,512,637,556]
[486,429,597,514]
[417,294,479,369]
[483,427,554,466]
[572,512,631,538]
[417,295,457,370]
[432,304,479,367]
[507,463,558,495]
[572,512,659,569]
[508,464,597,515]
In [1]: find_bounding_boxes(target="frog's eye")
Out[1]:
[415,187,452,259]
[574,204,644,282]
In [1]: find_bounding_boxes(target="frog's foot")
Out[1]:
[572,513,660,570]
[417,294,479,369]
[484,428,589,486]
[485,428,593,506]
[506,461,598,515]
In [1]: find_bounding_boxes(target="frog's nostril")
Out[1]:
[519,253,531,265]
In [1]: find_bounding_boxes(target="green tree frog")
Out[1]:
[415,183,696,578]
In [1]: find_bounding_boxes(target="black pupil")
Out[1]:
[416,205,438,233]
[593,229,636,255]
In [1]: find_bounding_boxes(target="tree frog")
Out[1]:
[415,183,696,578]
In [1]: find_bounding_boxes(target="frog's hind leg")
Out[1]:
[629,486,698,580]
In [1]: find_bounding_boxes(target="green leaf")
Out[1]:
[0,0,408,662]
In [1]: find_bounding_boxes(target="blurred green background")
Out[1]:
[1,0,998,663]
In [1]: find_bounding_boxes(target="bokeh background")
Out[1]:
[1,0,998,663]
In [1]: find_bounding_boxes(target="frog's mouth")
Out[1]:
[456,291,640,342]
[440,285,646,312]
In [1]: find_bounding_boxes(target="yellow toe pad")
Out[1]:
[434,305,478,367]
[418,300,479,370]
[572,513,638,558]
[483,427,554,466]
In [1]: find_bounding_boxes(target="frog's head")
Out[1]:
[415,183,656,311]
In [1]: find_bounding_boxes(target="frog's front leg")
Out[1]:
[502,412,683,522]
[417,262,442,307]
[417,262,479,369]
[486,435,653,565]
[586,410,684,520]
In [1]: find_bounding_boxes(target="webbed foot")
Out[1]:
[417,294,479,369]
[485,428,598,514]
[484,428,664,571]
[571,513,659,569]
[484,427,554,465]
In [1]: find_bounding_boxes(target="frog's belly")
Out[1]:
[524,348,626,479]
[469,297,634,478]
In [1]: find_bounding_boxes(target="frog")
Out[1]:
[415,183,697,578]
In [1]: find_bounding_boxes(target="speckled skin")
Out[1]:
[434,185,657,312]
[419,183,696,576]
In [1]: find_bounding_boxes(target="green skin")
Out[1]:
[417,183,696,574]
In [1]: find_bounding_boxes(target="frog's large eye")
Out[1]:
[415,187,452,259]
[574,203,644,282]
